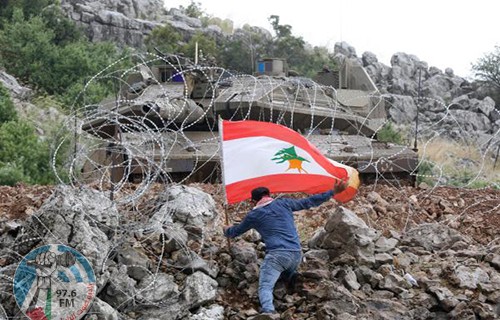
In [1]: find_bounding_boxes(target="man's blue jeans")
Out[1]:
[258,250,302,313]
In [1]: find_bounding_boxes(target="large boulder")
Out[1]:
[385,94,418,124]
[181,271,218,308]
[157,185,218,227]
[334,41,357,58]
[309,207,380,265]
[401,223,469,252]
[390,52,427,79]
[62,0,164,20]
[136,273,179,303]
[18,186,119,280]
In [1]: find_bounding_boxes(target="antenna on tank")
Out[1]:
[414,66,422,150]
[195,41,199,65]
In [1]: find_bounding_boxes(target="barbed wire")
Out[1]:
[2,53,499,318]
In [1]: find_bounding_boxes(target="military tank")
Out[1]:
[79,53,418,185]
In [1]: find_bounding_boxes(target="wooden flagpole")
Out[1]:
[219,116,231,250]
[224,204,231,250]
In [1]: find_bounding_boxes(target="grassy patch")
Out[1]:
[417,138,500,188]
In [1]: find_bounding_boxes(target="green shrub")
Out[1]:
[416,160,436,186]
[0,8,125,109]
[145,23,182,54]
[467,180,493,189]
[0,162,26,186]
[0,83,17,124]
[0,120,55,184]
[181,31,218,59]
[0,0,55,23]
[183,1,205,19]
[377,122,404,144]
[449,169,477,187]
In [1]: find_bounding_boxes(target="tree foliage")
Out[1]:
[298,46,337,78]
[182,1,204,19]
[40,4,82,45]
[0,83,17,124]
[205,16,233,34]
[0,87,65,185]
[473,45,500,89]
[148,9,336,77]
[145,22,182,55]
[180,31,218,60]
[0,119,58,185]
[0,9,55,84]
[266,15,336,77]
[0,7,125,108]
[219,25,272,74]
[0,0,55,23]
[268,15,306,66]
[220,38,254,74]
[472,46,500,104]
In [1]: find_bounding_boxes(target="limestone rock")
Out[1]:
[230,241,258,264]
[334,41,357,58]
[136,273,179,303]
[116,245,151,281]
[88,297,120,320]
[21,186,118,278]
[159,185,218,227]
[310,207,380,265]
[102,265,137,309]
[0,70,32,100]
[61,0,164,48]
[401,223,468,251]
[189,305,224,320]
[449,265,490,290]
[181,271,218,308]
[375,237,398,253]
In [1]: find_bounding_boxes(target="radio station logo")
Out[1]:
[13,244,96,320]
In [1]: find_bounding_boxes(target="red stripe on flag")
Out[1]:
[222,120,348,180]
[226,174,356,204]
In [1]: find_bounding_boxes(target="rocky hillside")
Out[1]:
[57,0,500,151]
[340,43,500,145]
[1,0,498,148]
[0,183,498,319]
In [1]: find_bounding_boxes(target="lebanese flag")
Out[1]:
[220,119,360,204]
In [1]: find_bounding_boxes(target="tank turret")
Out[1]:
[78,53,418,185]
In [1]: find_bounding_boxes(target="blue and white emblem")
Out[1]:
[13,244,96,320]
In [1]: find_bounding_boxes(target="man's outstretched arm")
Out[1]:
[223,214,255,238]
[284,179,348,212]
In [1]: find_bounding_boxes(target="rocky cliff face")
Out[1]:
[59,0,232,48]
[336,43,500,147]
[335,42,499,147]
[60,0,165,47]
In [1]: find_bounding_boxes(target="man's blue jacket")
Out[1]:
[224,190,333,252]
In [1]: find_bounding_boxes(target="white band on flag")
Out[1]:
[223,136,333,185]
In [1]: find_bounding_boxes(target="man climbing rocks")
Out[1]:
[223,179,348,316]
